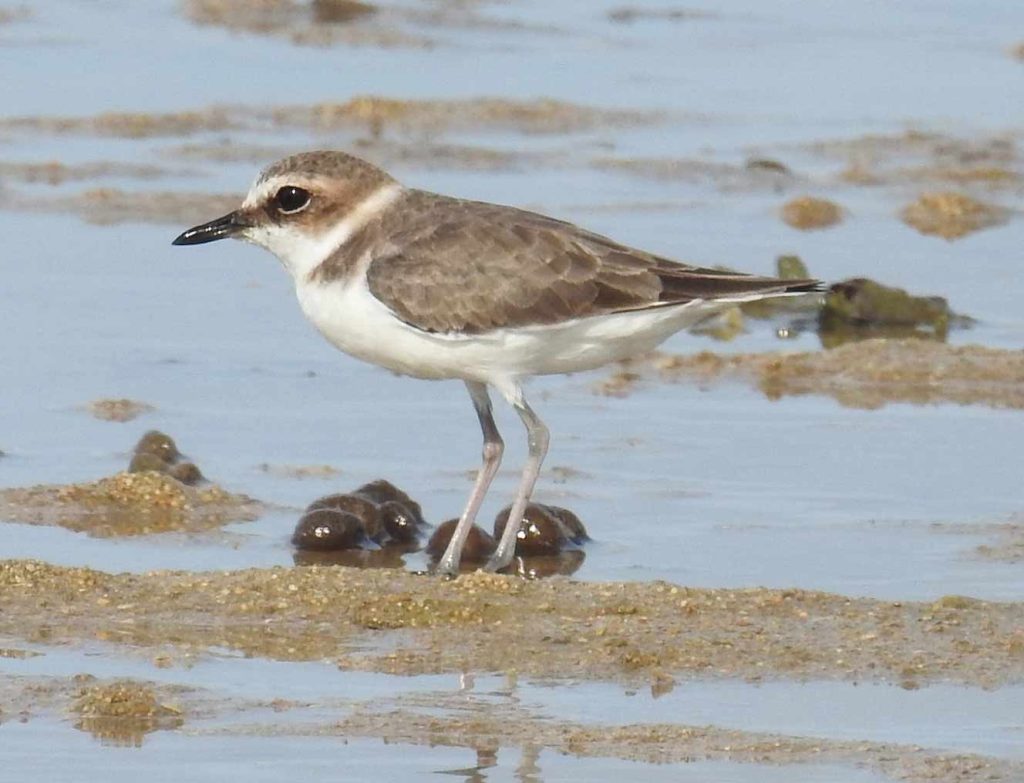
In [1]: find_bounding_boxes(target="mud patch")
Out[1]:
[0,160,180,184]
[806,130,1022,191]
[3,188,241,226]
[0,108,243,138]
[1,97,660,140]
[279,96,661,137]
[181,0,559,49]
[182,0,433,49]
[168,137,547,172]
[900,191,1010,240]
[972,520,1024,564]
[84,398,154,423]
[607,7,716,24]
[0,471,261,537]
[0,561,1021,687]
[258,463,343,480]
[598,341,1024,410]
[594,155,793,192]
[780,195,843,230]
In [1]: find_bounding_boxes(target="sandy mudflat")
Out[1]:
[1,561,1020,688]
[598,340,1024,410]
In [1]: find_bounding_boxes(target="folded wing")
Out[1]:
[366,192,818,334]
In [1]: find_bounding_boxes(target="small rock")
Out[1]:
[291,508,367,551]
[167,462,204,486]
[353,479,425,527]
[133,431,180,465]
[311,0,377,24]
[305,493,383,541]
[822,278,952,329]
[745,158,791,175]
[426,519,496,563]
[781,196,843,230]
[128,452,168,474]
[544,505,589,543]
[493,503,587,556]
[378,499,423,542]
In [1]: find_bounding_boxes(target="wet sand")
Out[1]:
[598,340,1024,410]
[0,472,260,537]
[1,561,1020,688]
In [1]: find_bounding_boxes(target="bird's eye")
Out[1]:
[274,186,311,214]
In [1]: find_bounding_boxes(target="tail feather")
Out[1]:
[657,268,823,304]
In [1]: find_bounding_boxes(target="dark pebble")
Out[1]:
[312,0,377,25]
[542,504,589,544]
[128,452,169,475]
[426,519,496,563]
[305,493,383,541]
[378,500,422,542]
[167,461,204,486]
[353,479,426,526]
[493,503,571,556]
[133,430,180,464]
[291,508,367,551]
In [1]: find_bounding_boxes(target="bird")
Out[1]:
[172,150,819,576]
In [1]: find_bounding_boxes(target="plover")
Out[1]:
[173,151,819,576]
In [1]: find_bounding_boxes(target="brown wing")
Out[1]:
[366,191,817,334]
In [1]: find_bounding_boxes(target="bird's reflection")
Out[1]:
[437,744,551,783]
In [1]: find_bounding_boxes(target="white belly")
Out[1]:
[297,276,738,384]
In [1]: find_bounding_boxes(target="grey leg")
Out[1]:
[436,381,505,577]
[484,391,549,573]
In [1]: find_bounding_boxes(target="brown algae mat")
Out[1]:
[1,561,1021,688]
[0,97,660,139]
[597,340,1024,410]
[0,471,260,537]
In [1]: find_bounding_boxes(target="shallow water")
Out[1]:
[4,721,900,783]
[2,0,1023,780]
[7,641,1024,760]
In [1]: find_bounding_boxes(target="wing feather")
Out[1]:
[364,191,818,334]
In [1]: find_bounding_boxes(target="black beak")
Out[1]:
[172,211,248,246]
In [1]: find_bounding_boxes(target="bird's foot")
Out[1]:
[482,551,514,574]
[431,558,461,580]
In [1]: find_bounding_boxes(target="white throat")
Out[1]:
[242,183,404,282]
